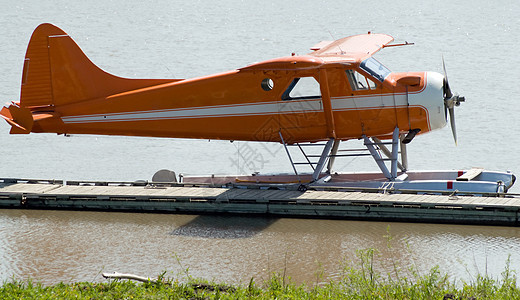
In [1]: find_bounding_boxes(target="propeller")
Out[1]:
[442,57,465,145]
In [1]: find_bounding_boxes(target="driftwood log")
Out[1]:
[102,272,154,283]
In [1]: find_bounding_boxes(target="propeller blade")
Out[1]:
[448,105,457,145]
[442,56,453,99]
[442,57,461,145]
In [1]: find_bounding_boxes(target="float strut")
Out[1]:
[363,135,393,180]
[390,127,399,179]
[312,138,335,181]
[279,131,301,183]
[364,127,400,180]
[326,139,341,174]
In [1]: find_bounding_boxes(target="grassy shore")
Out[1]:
[2,249,519,300]
[1,270,518,299]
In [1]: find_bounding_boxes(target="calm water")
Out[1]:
[2,210,520,286]
[1,0,520,285]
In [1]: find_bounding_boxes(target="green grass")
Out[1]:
[2,249,519,300]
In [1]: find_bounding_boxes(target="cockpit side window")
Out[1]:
[282,77,321,100]
[346,70,377,91]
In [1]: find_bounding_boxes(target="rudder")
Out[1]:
[20,23,65,108]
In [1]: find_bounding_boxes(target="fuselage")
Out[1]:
[1,24,448,144]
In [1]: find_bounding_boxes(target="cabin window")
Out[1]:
[282,77,321,100]
[346,70,377,91]
[360,57,391,82]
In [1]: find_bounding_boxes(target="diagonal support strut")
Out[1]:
[312,138,335,181]
[363,127,401,180]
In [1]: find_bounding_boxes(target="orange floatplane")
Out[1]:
[3,23,515,194]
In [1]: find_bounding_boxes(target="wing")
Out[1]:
[309,33,394,63]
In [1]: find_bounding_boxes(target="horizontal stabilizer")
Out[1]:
[0,105,33,134]
[0,104,57,134]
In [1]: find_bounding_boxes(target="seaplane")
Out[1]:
[1,23,515,195]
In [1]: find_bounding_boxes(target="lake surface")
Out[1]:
[1,0,520,286]
[2,209,520,286]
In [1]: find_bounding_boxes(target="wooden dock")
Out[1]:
[1,178,519,226]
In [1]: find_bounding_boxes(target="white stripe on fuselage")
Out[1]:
[332,93,408,110]
[61,94,411,124]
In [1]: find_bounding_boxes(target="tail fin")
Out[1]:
[2,23,175,134]
[21,23,173,109]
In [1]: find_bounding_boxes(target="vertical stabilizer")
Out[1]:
[20,23,174,109]
[2,23,176,134]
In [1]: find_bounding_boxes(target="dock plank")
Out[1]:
[502,198,520,206]
[0,183,61,194]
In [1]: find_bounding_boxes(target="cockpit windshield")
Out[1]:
[360,57,391,82]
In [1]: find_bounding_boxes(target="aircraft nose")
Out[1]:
[422,70,465,144]
[413,72,446,135]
